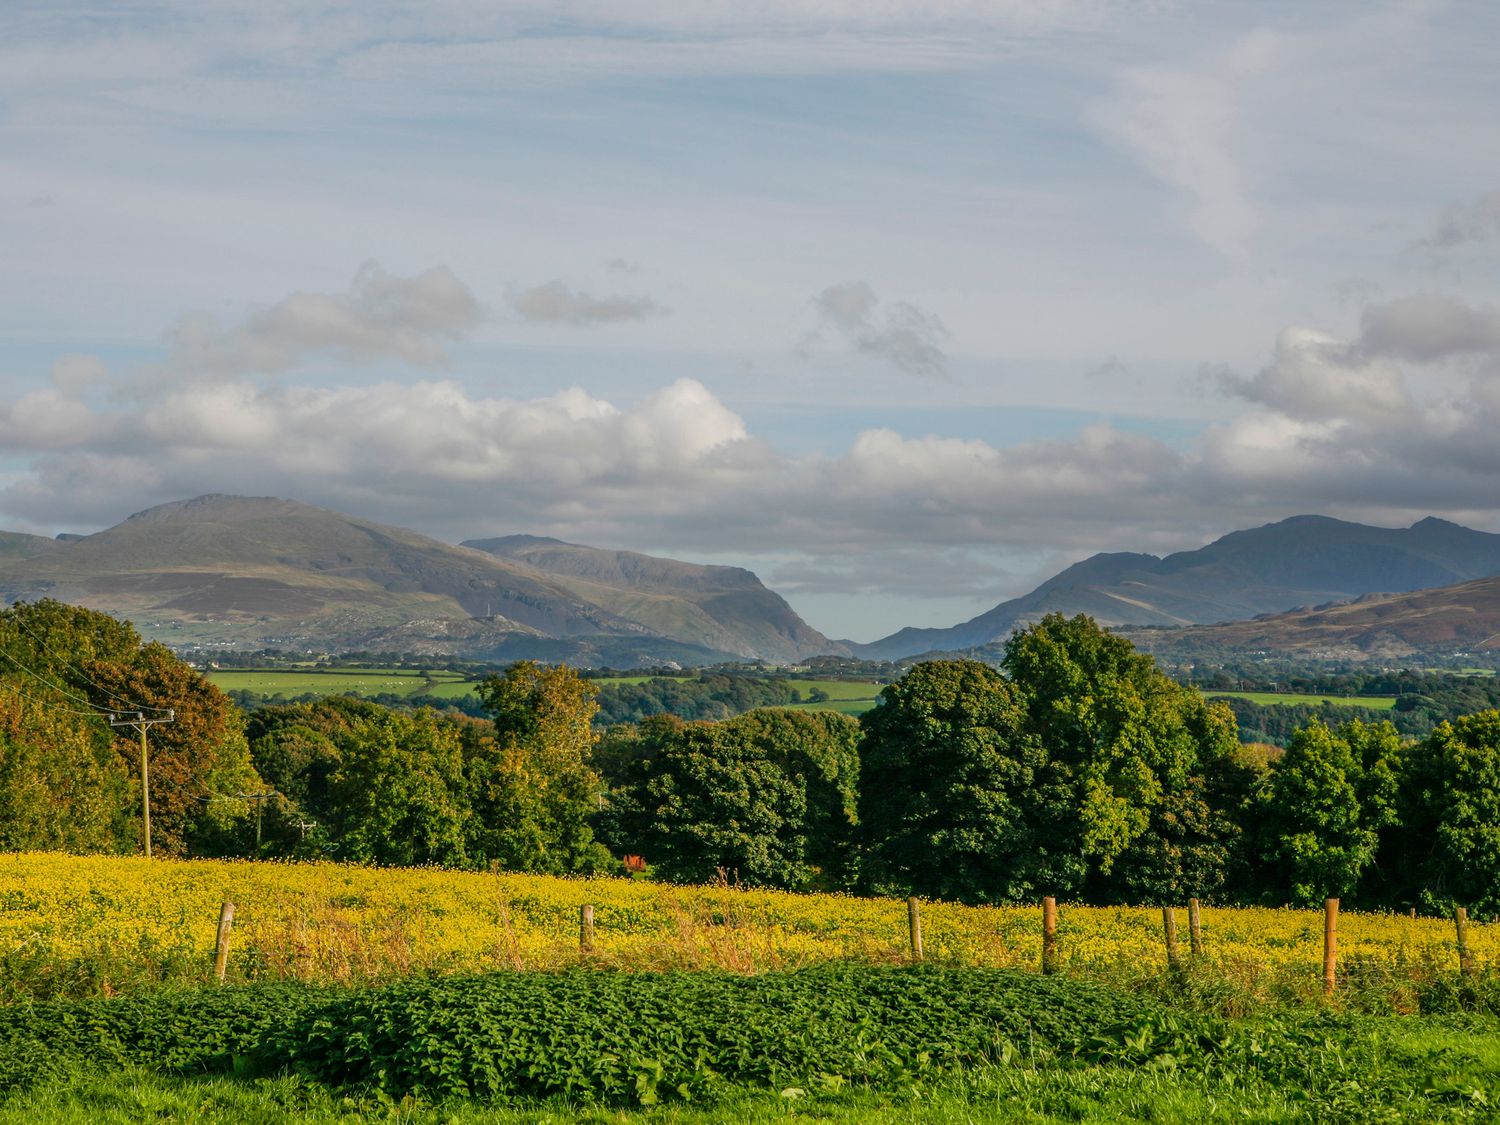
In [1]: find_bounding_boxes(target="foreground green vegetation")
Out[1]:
[5,966,1500,1122]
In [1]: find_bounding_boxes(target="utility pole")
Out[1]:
[109,710,175,858]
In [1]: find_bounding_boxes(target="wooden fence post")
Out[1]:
[1456,906,1475,977]
[1187,897,1203,956]
[213,901,235,983]
[579,904,595,954]
[1042,896,1058,975]
[1162,906,1181,973]
[1323,898,1339,998]
[907,896,924,961]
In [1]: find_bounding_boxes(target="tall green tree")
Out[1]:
[1002,614,1242,903]
[858,660,1043,902]
[468,661,609,873]
[1253,719,1400,907]
[1392,711,1500,917]
[601,709,860,889]
[326,707,470,867]
[1,600,259,856]
[0,680,131,852]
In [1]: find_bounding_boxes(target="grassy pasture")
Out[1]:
[208,667,478,700]
[1202,689,1398,709]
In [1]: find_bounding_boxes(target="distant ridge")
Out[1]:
[0,495,842,665]
[463,535,844,664]
[855,515,1500,660]
[1119,574,1500,660]
[0,530,61,562]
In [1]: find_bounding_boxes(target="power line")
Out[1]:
[0,644,108,712]
[3,611,172,714]
[0,672,110,718]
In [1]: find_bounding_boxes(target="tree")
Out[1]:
[326,707,469,867]
[468,662,609,873]
[858,660,1043,903]
[600,709,861,890]
[86,642,261,856]
[0,601,259,857]
[1002,614,1243,904]
[1392,711,1500,917]
[0,680,131,852]
[1252,720,1400,907]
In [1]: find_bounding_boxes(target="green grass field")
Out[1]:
[781,679,884,715]
[208,668,887,715]
[208,668,479,700]
[1202,689,1397,709]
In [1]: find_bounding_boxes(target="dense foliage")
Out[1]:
[7,966,1500,1120]
[16,600,1500,918]
[859,617,1246,906]
[597,709,860,889]
[593,674,807,724]
[0,600,256,856]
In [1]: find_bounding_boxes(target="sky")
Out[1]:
[3,0,1500,642]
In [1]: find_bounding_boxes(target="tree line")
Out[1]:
[7,600,1500,917]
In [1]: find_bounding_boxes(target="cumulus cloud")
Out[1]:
[164,261,482,378]
[11,267,1500,609]
[508,280,665,325]
[1219,327,1410,422]
[1358,295,1500,362]
[812,281,948,376]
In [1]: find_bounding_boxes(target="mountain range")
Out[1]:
[0,495,843,666]
[4,497,1500,665]
[853,515,1500,660]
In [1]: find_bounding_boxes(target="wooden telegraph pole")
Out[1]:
[109,709,175,857]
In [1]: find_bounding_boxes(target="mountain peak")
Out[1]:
[122,494,304,524]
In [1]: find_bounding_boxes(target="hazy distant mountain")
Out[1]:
[0,495,839,665]
[0,530,61,561]
[1119,575,1500,660]
[856,515,1500,661]
[463,535,844,664]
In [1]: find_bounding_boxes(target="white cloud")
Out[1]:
[8,265,1500,603]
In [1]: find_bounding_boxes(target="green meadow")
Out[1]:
[1202,689,1397,709]
[207,667,479,700]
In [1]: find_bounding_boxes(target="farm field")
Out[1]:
[1201,689,1398,709]
[781,679,884,715]
[3,853,1489,1008]
[208,667,480,700]
[5,855,1500,1122]
[204,669,882,715]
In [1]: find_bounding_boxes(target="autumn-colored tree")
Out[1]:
[0,600,258,856]
[84,642,260,856]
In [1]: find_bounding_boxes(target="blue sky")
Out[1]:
[4,1,1500,640]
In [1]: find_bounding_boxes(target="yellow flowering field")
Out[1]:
[1,852,1487,1008]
